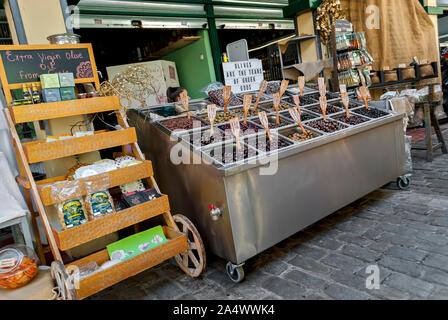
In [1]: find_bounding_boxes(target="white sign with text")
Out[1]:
[223,59,264,94]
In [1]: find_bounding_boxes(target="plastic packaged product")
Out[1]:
[0,245,39,289]
[57,198,88,230]
[85,190,115,219]
[115,156,145,193]
[78,261,99,279]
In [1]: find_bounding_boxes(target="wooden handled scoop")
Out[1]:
[229,117,241,150]
[180,90,190,119]
[279,79,289,100]
[292,95,302,115]
[273,92,281,125]
[223,85,231,113]
[254,80,268,111]
[319,96,328,121]
[359,85,369,109]
[207,104,217,135]
[243,94,252,124]
[258,111,272,141]
[289,107,306,134]
[298,76,305,96]
[341,92,350,118]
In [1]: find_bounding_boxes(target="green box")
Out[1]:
[59,73,75,87]
[40,74,60,89]
[59,87,76,101]
[106,225,168,262]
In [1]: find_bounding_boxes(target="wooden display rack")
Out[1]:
[1,44,205,300]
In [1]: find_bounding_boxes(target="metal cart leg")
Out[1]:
[226,262,245,283]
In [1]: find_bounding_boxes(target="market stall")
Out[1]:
[128,83,407,282]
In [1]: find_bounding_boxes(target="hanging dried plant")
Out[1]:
[316,0,347,44]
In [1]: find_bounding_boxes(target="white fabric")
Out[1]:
[0,151,28,224]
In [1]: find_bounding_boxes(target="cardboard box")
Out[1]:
[106,60,180,108]
[40,74,60,89]
[59,87,76,101]
[42,88,61,102]
[58,73,75,87]
[106,225,167,262]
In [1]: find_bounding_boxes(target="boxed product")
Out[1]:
[59,87,76,101]
[107,226,168,262]
[40,74,60,89]
[42,88,61,103]
[58,73,75,87]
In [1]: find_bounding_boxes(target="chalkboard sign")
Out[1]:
[0,47,94,84]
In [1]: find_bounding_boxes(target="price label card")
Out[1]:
[258,111,272,140]
[254,80,268,111]
[413,56,419,63]
[273,92,281,124]
[339,84,347,94]
[289,107,306,133]
[223,86,232,112]
[292,96,302,115]
[180,90,190,119]
[341,92,350,118]
[207,104,217,135]
[319,96,327,120]
[230,117,241,150]
[243,94,252,124]
[298,76,305,96]
[279,79,289,98]
[420,59,428,65]
[398,64,407,68]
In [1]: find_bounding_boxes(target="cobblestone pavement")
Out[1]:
[91,127,448,300]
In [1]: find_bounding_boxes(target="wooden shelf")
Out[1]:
[22,128,137,163]
[52,195,171,251]
[38,160,153,206]
[9,96,121,124]
[67,227,187,300]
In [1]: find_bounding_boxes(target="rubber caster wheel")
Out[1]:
[397,176,411,190]
[226,262,245,283]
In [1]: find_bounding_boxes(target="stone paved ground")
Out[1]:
[91,126,448,300]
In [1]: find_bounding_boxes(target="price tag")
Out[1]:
[420,59,428,65]
[413,56,419,64]
[273,92,281,124]
[254,80,268,111]
[398,64,407,68]
[0,258,17,268]
[339,84,347,94]
[319,96,327,121]
[341,92,350,118]
[180,90,190,119]
[207,104,217,135]
[298,76,305,96]
[243,94,252,124]
[279,79,289,100]
[289,107,306,133]
[223,86,232,113]
[319,84,327,98]
[359,86,369,109]
[258,111,272,141]
[292,96,302,115]
[230,117,241,150]
[384,66,390,71]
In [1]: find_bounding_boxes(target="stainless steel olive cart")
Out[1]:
[128,90,407,282]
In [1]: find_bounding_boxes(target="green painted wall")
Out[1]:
[163,30,216,99]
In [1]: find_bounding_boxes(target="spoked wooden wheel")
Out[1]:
[173,214,206,277]
[51,261,77,300]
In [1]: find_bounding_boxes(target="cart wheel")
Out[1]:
[50,261,77,300]
[226,262,245,283]
[173,214,206,277]
[397,176,411,190]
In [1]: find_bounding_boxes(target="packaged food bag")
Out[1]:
[85,190,115,220]
[57,198,88,230]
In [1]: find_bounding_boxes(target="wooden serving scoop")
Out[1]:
[258,111,272,141]
[254,80,268,111]
[298,76,305,96]
[341,92,350,118]
[223,85,232,113]
[180,90,190,119]
[243,94,252,124]
[279,79,289,100]
[319,95,328,121]
[229,117,241,150]
[359,86,369,109]
[207,104,217,135]
[318,77,326,97]
[273,92,281,125]
[292,95,302,115]
[289,107,306,134]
